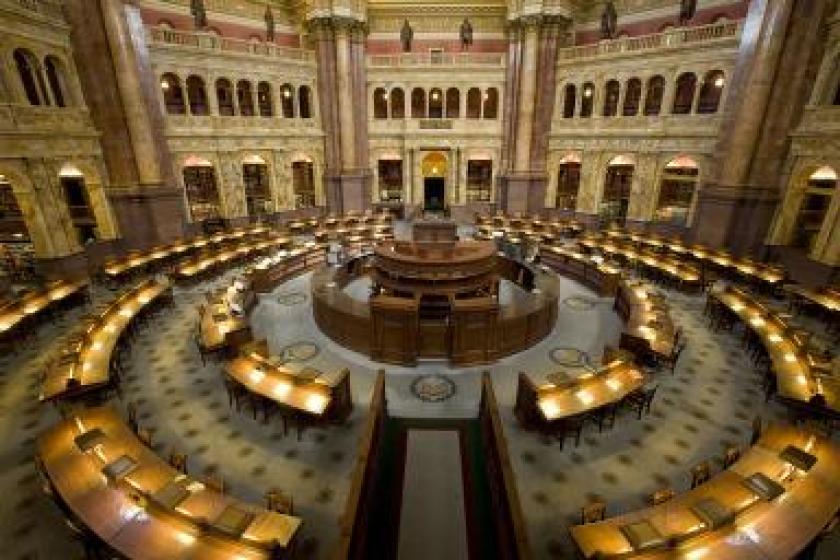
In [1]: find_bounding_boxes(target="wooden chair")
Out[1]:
[580,500,606,524]
[137,428,153,448]
[751,415,763,445]
[265,488,294,515]
[625,384,658,419]
[555,416,585,450]
[586,401,619,433]
[648,488,675,506]
[126,402,139,434]
[658,341,686,375]
[169,452,188,474]
[690,461,712,489]
[722,446,741,469]
[204,475,225,494]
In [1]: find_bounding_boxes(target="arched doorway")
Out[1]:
[0,174,34,279]
[182,156,221,223]
[291,157,315,209]
[58,164,98,244]
[655,155,699,226]
[555,152,581,211]
[242,154,271,219]
[421,152,447,213]
[601,155,635,226]
[791,166,838,252]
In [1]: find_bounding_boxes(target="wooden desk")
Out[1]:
[786,285,840,316]
[0,279,89,339]
[173,236,289,282]
[616,280,676,359]
[528,360,646,422]
[711,287,839,414]
[198,280,255,353]
[225,353,352,422]
[248,245,325,293]
[38,407,300,559]
[540,245,621,297]
[569,424,840,559]
[40,278,171,402]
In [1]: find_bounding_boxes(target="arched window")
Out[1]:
[44,56,66,107]
[280,84,294,117]
[14,49,44,105]
[644,76,665,116]
[445,88,460,118]
[257,82,272,117]
[429,88,443,118]
[182,158,221,222]
[655,156,699,226]
[466,87,481,119]
[216,79,234,115]
[186,75,208,115]
[299,86,312,118]
[556,154,581,211]
[673,72,696,114]
[603,80,620,117]
[160,73,185,115]
[390,88,405,119]
[0,176,31,244]
[59,165,97,244]
[292,160,316,208]
[697,70,725,114]
[373,87,388,119]
[411,88,426,118]
[237,80,254,116]
[580,82,594,117]
[563,84,576,118]
[483,88,498,119]
[792,166,838,251]
[602,155,635,226]
[623,78,641,116]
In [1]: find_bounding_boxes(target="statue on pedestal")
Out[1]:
[679,0,698,26]
[265,5,275,42]
[601,1,617,40]
[190,0,207,30]
[400,19,413,52]
[460,18,473,50]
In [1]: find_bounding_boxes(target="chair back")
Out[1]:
[204,474,225,494]
[690,461,711,488]
[581,501,606,524]
[649,488,675,506]
[137,428,153,448]
[169,452,188,474]
[722,446,741,469]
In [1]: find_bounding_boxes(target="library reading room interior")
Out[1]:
[2,0,840,559]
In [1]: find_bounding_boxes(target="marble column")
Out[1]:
[100,0,162,186]
[334,22,355,172]
[692,0,828,255]
[514,18,539,173]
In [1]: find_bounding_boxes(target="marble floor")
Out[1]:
[1,259,838,559]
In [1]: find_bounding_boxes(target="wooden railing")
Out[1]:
[332,370,387,560]
[368,52,505,68]
[558,20,742,62]
[146,26,316,63]
[479,372,533,559]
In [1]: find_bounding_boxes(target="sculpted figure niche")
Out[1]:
[460,18,473,50]
[400,19,413,52]
[601,1,618,40]
[190,0,207,30]
[679,0,697,26]
[265,5,275,41]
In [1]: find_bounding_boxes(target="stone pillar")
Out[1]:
[617,80,627,117]
[692,0,828,255]
[335,22,355,172]
[661,71,677,115]
[514,18,539,172]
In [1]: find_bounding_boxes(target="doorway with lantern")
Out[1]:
[421,152,447,216]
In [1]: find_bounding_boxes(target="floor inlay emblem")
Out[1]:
[562,295,598,311]
[410,373,457,403]
[279,341,320,363]
[277,292,308,306]
[549,347,590,368]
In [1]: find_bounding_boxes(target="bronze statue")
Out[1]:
[601,1,617,40]
[400,19,413,52]
[265,5,275,41]
[679,0,697,26]
[190,0,207,30]
[460,18,473,50]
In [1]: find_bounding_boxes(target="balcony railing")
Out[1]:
[146,26,316,63]
[13,0,64,20]
[367,52,505,68]
[558,20,742,62]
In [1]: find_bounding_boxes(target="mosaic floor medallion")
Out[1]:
[562,296,598,311]
[277,292,308,306]
[549,346,590,368]
[279,341,320,363]
[410,374,457,403]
